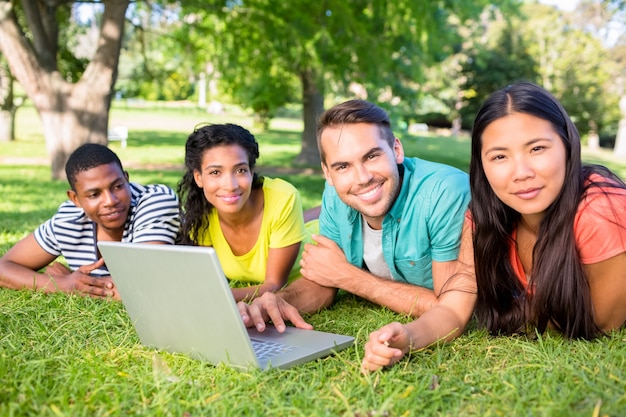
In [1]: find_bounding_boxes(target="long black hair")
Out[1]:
[177,123,263,245]
[470,81,625,339]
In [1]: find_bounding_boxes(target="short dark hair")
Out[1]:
[316,99,395,164]
[65,143,124,190]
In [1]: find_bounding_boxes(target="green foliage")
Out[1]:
[116,2,197,101]
[163,72,195,101]
[178,1,511,124]
[134,74,194,101]
[0,55,14,112]
[460,12,540,129]
[416,2,624,141]
[410,2,523,129]
[8,1,92,82]
[522,4,620,137]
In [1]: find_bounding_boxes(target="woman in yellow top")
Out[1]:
[178,123,312,302]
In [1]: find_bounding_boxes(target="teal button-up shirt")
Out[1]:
[319,157,470,289]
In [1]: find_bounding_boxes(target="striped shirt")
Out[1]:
[34,183,181,277]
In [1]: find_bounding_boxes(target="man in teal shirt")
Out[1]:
[321,157,468,289]
[238,99,470,331]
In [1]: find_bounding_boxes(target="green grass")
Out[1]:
[1,290,624,416]
[1,105,625,416]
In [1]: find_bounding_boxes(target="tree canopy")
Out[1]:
[0,0,129,179]
[2,0,626,174]
[176,0,512,164]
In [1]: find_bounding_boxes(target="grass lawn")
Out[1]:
[0,104,625,416]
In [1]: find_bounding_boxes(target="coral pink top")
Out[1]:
[510,175,626,288]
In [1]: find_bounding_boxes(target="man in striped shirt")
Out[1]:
[0,144,180,299]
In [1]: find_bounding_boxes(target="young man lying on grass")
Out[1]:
[238,99,471,347]
[0,144,180,299]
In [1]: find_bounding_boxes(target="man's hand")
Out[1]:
[300,234,351,288]
[44,259,119,300]
[43,261,73,277]
[237,292,313,332]
[361,322,412,373]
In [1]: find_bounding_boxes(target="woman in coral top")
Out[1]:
[177,123,316,302]
[362,82,626,372]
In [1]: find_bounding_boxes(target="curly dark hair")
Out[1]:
[177,123,263,245]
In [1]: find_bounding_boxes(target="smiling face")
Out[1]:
[67,162,132,239]
[193,144,253,215]
[320,122,404,229]
[480,112,567,224]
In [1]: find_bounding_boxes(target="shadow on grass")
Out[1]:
[259,129,302,145]
[400,133,471,173]
[116,128,321,171]
[0,166,69,234]
[123,128,302,147]
[124,130,187,147]
[127,169,184,189]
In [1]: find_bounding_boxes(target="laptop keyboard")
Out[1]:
[250,338,297,360]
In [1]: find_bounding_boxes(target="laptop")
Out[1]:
[97,241,354,370]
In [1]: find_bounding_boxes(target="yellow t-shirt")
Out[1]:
[197,177,309,283]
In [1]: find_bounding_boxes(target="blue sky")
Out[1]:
[537,0,579,11]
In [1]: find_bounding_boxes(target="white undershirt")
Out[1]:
[362,216,393,280]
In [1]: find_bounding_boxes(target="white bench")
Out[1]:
[108,126,128,148]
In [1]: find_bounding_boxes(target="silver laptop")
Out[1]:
[97,241,354,370]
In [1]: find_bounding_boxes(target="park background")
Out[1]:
[1,1,626,416]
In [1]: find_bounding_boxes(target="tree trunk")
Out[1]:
[614,120,626,158]
[39,75,111,179]
[0,110,11,142]
[0,0,129,180]
[294,68,323,166]
[0,55,13,141]
[614,95,626,158]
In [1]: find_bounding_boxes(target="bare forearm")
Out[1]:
[0,262,55,292]
[231,282,284,303]
[335,266,437,317]
[278,278,338,314]
[403,304,468,350]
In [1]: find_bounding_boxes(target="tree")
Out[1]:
[408,3,530,133]
[0,0,129,179]
[181,0,506,166]
[575,0,626,156]
[115,2,197,101]
[460,6,539,129]
[523,3,617,141]
[0,55,16,141]
[1,52,29,143]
